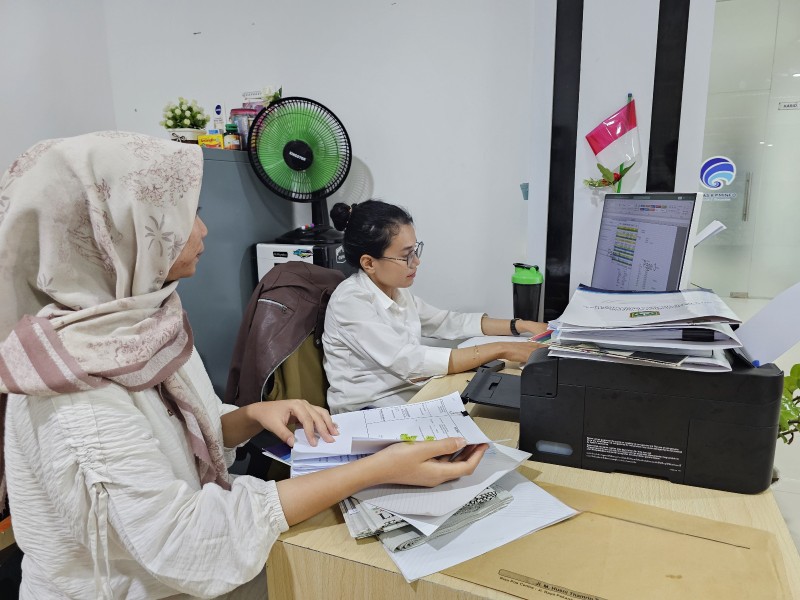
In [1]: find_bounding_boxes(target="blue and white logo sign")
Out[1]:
[700,156,736,189]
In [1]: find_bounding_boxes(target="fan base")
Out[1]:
[275,225,343,245]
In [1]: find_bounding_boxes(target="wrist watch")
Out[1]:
[510,318,521,336]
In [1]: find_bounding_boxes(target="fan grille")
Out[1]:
[248,97,351,202]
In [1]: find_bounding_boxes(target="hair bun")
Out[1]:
[330,202,353,232]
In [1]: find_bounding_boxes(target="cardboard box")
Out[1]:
[444,471,790,599]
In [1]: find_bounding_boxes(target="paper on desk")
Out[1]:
[736,280,800,366]
[383,469,578,582]
[352,443,531,516]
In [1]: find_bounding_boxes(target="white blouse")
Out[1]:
[322,270,484,413]
[4,350,289,600]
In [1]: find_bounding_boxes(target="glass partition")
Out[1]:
[691,0,800,299]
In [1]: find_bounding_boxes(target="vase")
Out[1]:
[169,128,203,144]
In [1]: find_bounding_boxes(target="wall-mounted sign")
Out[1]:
[778,101,799,111]
[700,156,736,190]
[702,192,737,202]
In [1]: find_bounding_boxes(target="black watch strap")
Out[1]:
[510,318,521,336]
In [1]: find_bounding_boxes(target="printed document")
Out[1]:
[291,392,490,459]
[558,286,740,329]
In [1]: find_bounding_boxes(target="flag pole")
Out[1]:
[616,92,633,193]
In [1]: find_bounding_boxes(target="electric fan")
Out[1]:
[247,97,352,244]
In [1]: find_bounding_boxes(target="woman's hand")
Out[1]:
[275,437,487,525]
[368,437,488,487]
[221,399,338,449]
[252,399,338,447]
[498,341,543,364]
[516,320,549,336]
[448,340,544,374]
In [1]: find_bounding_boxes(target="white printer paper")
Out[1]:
[736,280,800,366]
[351,444,531,517]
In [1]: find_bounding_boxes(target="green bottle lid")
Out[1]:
[225,123,238,133]
[512,263,543,284]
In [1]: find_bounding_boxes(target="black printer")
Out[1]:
[462,348,783,494]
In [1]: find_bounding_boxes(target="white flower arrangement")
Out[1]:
[159,97,210,130]
[261,86,282,105]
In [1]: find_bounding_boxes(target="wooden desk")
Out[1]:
[267,372,800,599]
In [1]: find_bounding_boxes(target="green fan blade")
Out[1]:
[255,101,345,196]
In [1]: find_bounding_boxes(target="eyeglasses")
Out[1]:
[379,241,424,268]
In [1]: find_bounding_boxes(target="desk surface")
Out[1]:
[267,372,800,599]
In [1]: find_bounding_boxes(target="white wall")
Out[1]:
[0,0,116,171]
[568,0,659,294]
[568,0,717,295]
[527,0,557,279]
[103,0,538,317]
[2,0,721,314]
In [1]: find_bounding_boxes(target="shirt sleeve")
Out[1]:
[219,400,244,467]
[328,289,452,379]
[413,294,485,340]
[45,386,289,598]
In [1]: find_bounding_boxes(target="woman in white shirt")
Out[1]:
[0,133,486,599]
[323,200,547,414]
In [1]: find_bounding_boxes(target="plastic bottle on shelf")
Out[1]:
[223,123,241,150]
[229,108,258,147]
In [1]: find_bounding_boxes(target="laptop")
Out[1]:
[590,193,702,292]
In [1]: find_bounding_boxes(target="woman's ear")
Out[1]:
[360,254,375,273]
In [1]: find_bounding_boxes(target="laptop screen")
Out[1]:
[590,193,698,292]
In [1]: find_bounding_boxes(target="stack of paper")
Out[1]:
[263,393,578,581]
[548,286,742,372]
[263,392,495,476]
[377,484,513,552]
[338,495,410,539]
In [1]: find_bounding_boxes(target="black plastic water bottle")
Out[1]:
[512,263,543,321]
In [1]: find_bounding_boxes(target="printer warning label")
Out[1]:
[585,436,683,472]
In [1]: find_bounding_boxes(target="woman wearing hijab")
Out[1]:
[323,200,547,414]
[0,132,486,599]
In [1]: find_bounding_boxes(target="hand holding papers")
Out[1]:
[291,392,491,463]
[264,394,578,582]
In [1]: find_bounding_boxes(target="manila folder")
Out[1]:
[444,481,790,600]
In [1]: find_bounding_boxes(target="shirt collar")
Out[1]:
[357,270,397,310]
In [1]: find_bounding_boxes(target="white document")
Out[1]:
[548,344,731,372]
[736,280,800,366]
[291,392,490,460]
[457,336,533,348]
[693,219,726,246]
[352,444,531,517]
[383,469,578,582]
[289,454,369,477]
[554,322,741,351]
[384,503,462,537]
[558,286,740,329]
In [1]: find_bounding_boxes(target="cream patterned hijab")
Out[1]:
[0,131,231,506]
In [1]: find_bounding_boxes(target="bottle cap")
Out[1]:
[512,263,543,284]
[225,123,238,133]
